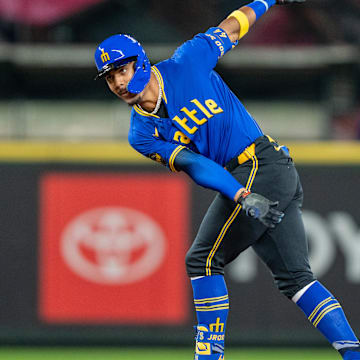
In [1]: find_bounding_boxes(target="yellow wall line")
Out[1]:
[0,141,359,164]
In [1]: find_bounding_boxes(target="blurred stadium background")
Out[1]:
[0,0,360,359]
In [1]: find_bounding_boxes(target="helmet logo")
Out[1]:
[100,47,110,63]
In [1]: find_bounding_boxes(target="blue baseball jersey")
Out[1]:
[128,27,263,171]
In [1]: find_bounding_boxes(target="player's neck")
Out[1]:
[137,72,160,113]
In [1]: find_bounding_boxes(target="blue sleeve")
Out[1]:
[128,114,186,172]
[171,27,238,71]
[174,148,244,201]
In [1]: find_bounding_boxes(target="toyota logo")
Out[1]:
[61,207,166,285]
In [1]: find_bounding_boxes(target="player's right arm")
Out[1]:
[219,0,306,44]
[171,0,305,73]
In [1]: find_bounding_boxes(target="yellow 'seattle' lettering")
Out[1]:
[173,131,191,144]
[205,99,224,114]
[181,107,207,125]
[173,98,223,135]
[173,115,198,134]
[191,99,213,118]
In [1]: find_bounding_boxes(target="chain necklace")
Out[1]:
[138,68,162,115]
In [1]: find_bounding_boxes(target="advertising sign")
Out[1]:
[0,160,359,345]
[39,173,190,324]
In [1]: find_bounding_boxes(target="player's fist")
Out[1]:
[238,191,284,228]
[276,0,305,4]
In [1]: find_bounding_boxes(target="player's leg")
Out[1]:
[186,195,264,360]
[293,281,360,359]
[187,136,304,359]
[252,177,360,359]
[190,275,228,360]
[186,163,267,360]
[186,196,232,360]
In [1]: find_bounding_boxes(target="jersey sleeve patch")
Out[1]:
[204,27,237,59]
[171,27,237,71]
[149,152,167,166]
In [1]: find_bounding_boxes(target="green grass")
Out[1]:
[0,347,341,360]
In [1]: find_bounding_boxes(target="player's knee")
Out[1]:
[275,271,316,299]
[185,246,206,277]
[185,247,196,276]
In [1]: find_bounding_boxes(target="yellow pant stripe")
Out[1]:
[245,150,258,189]
[227,10,250,40]
[205,204,241,276]
[205,149,258,276]
[169,145,186,172]
[308,297,332,322]
[313,304,341,328]
[194,295,229,304]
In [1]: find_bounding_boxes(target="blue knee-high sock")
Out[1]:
[191,275,229,359]
[295,281,359,357]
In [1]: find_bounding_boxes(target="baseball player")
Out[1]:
[94,0,360,359]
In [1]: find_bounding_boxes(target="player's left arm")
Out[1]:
[174,148,284,228]
[219,0,306,44]
[174,148,244,202]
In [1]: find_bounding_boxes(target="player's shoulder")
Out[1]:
[150,58,188,96]
[153,57,181,77]
[130,106,157,126]
[129,108,157,142]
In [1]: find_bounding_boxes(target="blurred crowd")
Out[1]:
[0,0,359,44]
[0,0,359,139]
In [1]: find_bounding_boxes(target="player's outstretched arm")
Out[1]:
[219,0,306,43]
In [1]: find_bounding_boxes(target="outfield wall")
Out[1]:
[0,141,359,346]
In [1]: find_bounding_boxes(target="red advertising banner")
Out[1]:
[39,173,190,324]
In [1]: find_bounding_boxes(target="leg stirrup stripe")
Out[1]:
[195,305,229,312]
[313,304,342,328]
[308,297,332,322]
[194,295,229,304]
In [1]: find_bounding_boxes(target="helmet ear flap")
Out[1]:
[127,51,151,94]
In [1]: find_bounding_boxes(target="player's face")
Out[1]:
[105,61,142,105]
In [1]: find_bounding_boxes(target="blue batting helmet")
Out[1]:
[94,34,151,94]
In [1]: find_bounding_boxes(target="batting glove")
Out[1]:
[276,0,306,4]
[238,191,284,228]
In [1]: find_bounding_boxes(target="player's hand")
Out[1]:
[276,0,305,4]
[238,191,284,228]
